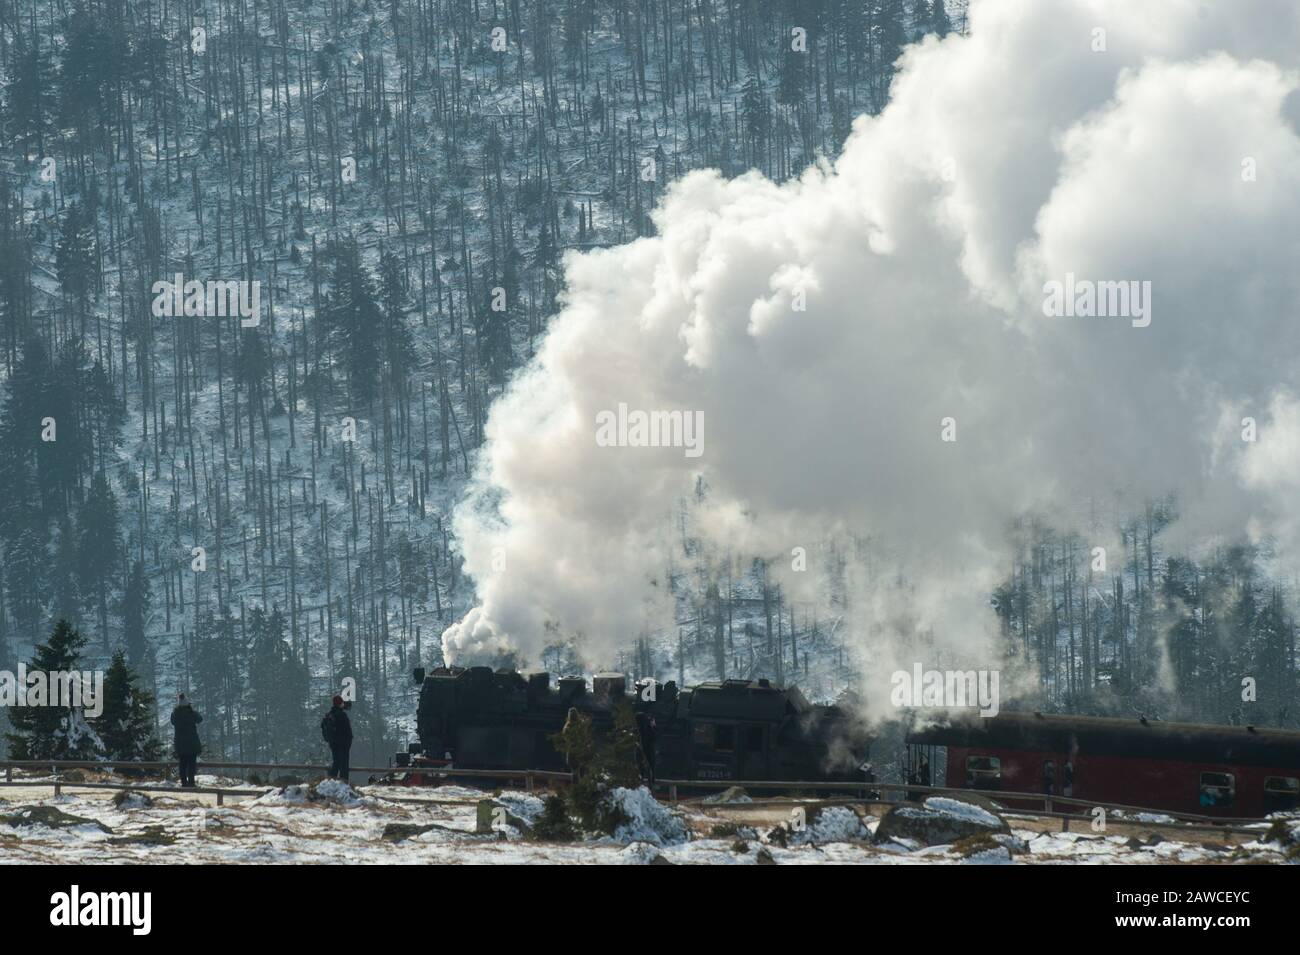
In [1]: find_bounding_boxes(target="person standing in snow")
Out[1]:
[170,694,203,788]
[321,696,353,781]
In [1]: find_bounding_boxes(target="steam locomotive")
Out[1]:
[393,665,874,791]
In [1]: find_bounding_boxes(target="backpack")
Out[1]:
[320,711,335,744]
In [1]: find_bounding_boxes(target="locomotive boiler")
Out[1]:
[395,666,873,791]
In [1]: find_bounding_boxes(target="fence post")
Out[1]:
[526,773,534,792]
[217,792,224,807]
[670,784,678,805]
[1061,814,1069,832]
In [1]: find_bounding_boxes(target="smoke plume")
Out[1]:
[443,0,1300,708]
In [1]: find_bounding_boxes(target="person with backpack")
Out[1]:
[170,694,203,788]
[321,696,353,781]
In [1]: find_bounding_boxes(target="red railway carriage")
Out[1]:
[907,711,1300,818]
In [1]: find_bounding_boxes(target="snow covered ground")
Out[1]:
[0,782,1294,865]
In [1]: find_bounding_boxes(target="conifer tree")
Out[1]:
[6,36,52,155]
[474,295,514,385]
[50,518,83,631]
[4,619,104,760]
[599,700,643,789]
[0,338,54,525]
[78,470,121,647]
[379,248,415,379]
[55,203,97,316]
[931,0,953,37]
[95,650,161,761]
[192,608,240,759]
[246,607,311,762]
[5,527,49,634]
[121,560,150,666]
[323,240,384,410]
[0,231,34,372]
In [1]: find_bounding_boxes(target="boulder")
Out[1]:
[306,779,363,806]
[475,798,532,835]
[952,832,1024,858]
[788,805,870,845]
[381,823,446,842]
[874,795,1008,848]
[0,805,113,833]
[703,786,752,804]
[112,790,154,810]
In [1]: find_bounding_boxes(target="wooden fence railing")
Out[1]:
[0,759,572,801]
[652,778,1268,833]
[0,761,1269,833]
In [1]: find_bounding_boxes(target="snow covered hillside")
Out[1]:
[0,0,967,769]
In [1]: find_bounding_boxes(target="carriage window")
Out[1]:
[1199,772,1235,809]
[714,725,736,752]
[965,755,1002,791]
[744,726,764,752]
[1264,776,1299,813]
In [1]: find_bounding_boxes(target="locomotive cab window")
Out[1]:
[744,726,764,752]
[965,755,1002,791]
[1264,776,1299,813]
[714,724,736,752]
[1198,771,1235,808]
[693,723,714,746]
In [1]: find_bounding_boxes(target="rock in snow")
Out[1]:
[788,806,872,845]
[603,787,690,846]
[874,796,1009,848]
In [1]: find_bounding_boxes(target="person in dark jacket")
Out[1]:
[321,696,353,780]
[635,713,657,784]
[170,694,203,788]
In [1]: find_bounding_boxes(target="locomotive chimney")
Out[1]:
[522,670,550,699]
[558,676,587,701]
[592,672,627,704]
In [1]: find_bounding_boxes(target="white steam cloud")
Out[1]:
[443,0,1300,705]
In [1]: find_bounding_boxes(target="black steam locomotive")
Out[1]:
[394,666,873,791]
